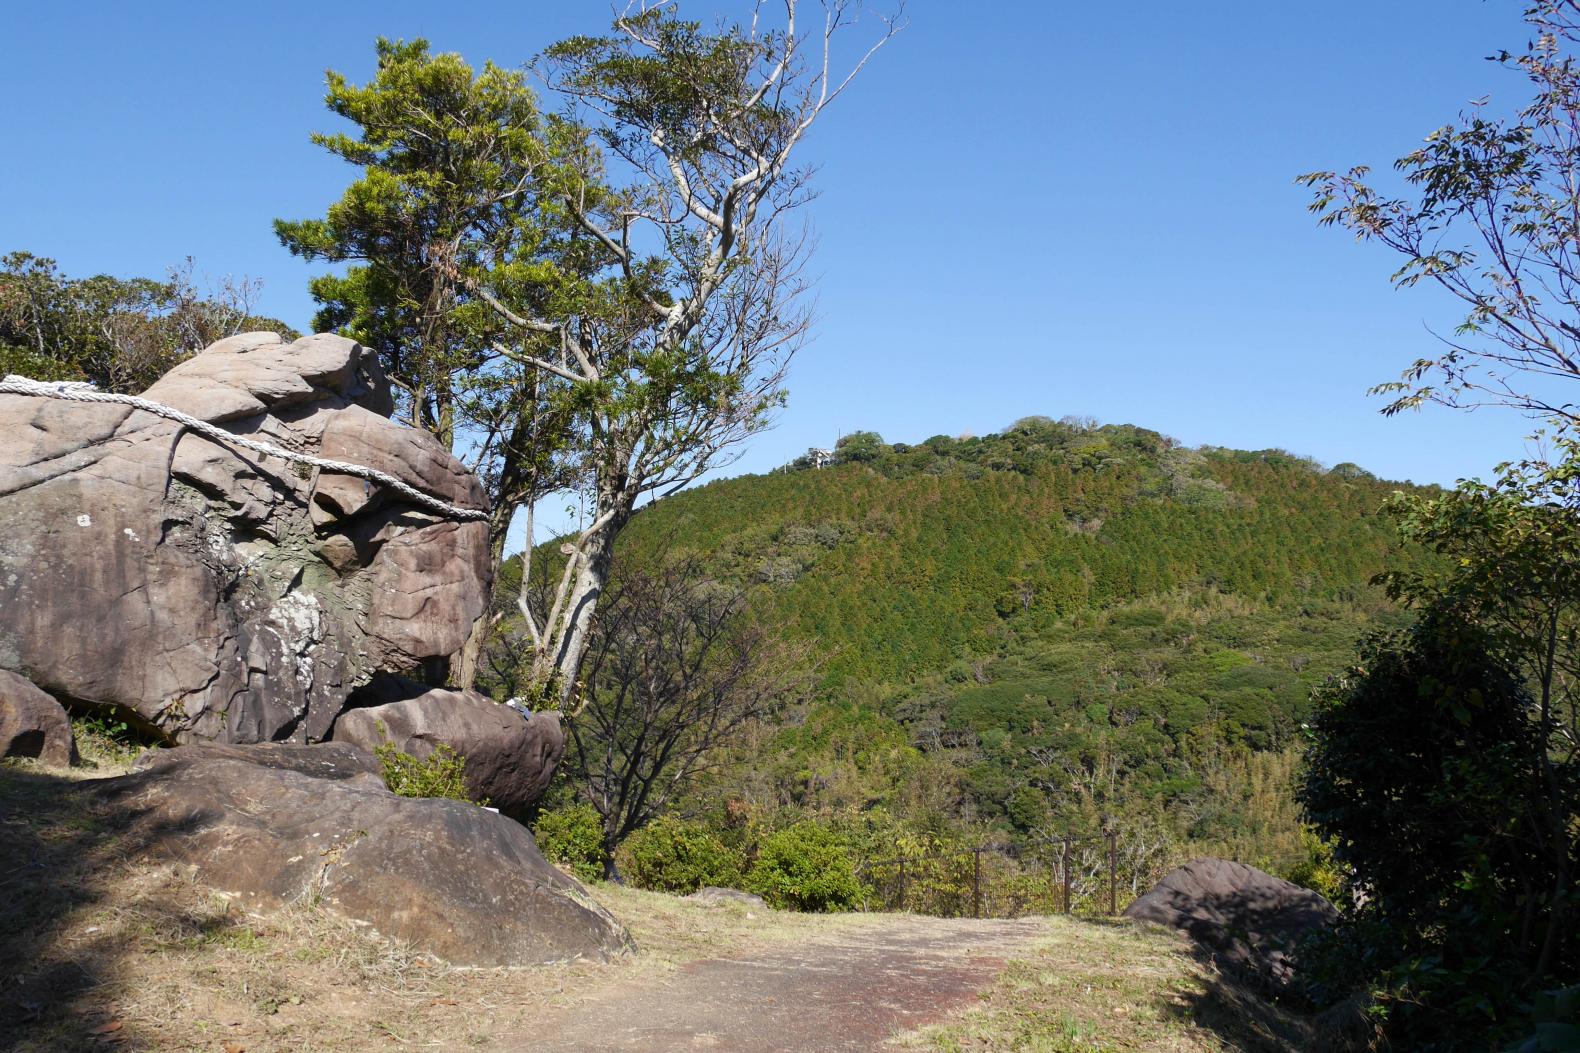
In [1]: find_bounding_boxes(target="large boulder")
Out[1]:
[1124,857,1337,993]
[107,742,630,966]
[0,333,491,743]
[0,669,75,766]
[332,678,564,817]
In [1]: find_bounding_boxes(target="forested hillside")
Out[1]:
[502,416,1425,882]
[621,418,1414,681]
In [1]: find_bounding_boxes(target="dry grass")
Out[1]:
[890,917,1313,1053]
[2,755,1308,1052]
[0,757,909,1053]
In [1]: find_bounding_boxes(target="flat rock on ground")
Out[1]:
[508,916,1045,1052]
[102,742,629,966]
[686,886,768,909]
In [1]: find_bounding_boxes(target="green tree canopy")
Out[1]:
[0,251,294,392]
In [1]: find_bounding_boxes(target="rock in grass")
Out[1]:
[107,742,630,966]
[686,887,768,909]
[1123,857,1336,994]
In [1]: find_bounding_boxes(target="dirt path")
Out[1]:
[504,915,1046,1052]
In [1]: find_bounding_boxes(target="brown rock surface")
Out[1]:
[1124,856,1337,993]
[105,741,629,966]
[332,679,564,816]
[0,332,490,743]
[0,669,75,766]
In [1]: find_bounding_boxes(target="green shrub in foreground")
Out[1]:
[617,816,745,894]
[747,821,863,912]
[534,804,605,881]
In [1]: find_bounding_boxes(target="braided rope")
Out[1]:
[0,375,490,522]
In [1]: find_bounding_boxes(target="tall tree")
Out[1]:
[479,1,901,704]
[1301,4,1580,1040]
[274,39,581,686]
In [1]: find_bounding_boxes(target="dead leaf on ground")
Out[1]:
[431,998,459,1006]
[224,1041,246,1053]
[89,1021,123,1034]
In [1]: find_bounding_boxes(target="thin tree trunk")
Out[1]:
[551,510,626,706]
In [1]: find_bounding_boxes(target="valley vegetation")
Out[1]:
[500,416,1418,911]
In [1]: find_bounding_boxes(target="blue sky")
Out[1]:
[0,1,1543,505]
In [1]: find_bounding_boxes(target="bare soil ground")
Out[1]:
[512,915,1045,1052]
[1,753,1308,1053]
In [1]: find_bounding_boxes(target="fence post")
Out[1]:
[1107,829,1118,916]
[1049,847,1061,917]
[972,848,982,919]
[898,857,906,912]
[1062,837,1072,915]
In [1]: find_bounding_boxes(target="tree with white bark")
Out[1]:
[278,6,897,699]
[482,1,902,705]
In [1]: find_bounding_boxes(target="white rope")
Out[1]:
[0,375,490,522]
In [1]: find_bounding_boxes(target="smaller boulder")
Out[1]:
[1124,857,1337,994]
[0,670,75,766]
[332,679,564,817]
[687,887,768,910]
[101,741,630,966]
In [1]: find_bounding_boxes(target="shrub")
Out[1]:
[375,742,486,805]
[1283,829,1346,905]
[71,712,144,768]
[617,816,745,894]
[1302,611,1572,1047]
[533,804,605,881]
[746,821,863,912]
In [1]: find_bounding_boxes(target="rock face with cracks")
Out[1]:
[0,332,491,743]
[106,742,630,966]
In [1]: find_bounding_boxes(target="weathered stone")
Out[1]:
[1123,857,1337,994]
[332,678,564,817]
[102,742,630,966]
[132,739,385,784]
[0,669,74,766]
[0,333,490,743]
[686,886,768,909]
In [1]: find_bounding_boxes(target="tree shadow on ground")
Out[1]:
[1162,968,1381,1053]
[1159,965,1316,1053]
[0,762,198,1053]
[1123,872,1350,1051]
